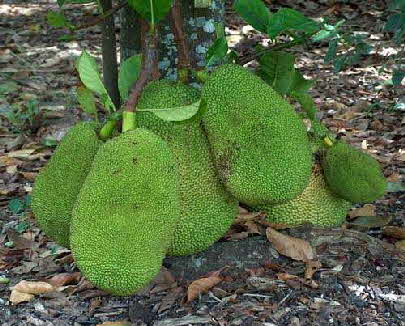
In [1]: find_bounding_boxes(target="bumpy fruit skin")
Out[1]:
[71,129,180,296]
[322,141,387,203]
[254,166,352,227]
[201,64,312,205]
[31,122,101,248]
[137,80,238,256]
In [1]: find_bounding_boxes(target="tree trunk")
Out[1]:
[100,0,120,109]
[119,0,225,79]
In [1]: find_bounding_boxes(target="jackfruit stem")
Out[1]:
[99,120,117,140]
[122,111,136,132]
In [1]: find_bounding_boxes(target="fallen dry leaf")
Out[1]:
[383,226,405,240]
[9,289,35,304]
[96,321,132,326]
[187,271,222,303]
[266,227,315,262]
[14,280,55,294]
[47,272,81,288]
[395,240,405,251]
[305,260,322,279]
[349,204,376,218]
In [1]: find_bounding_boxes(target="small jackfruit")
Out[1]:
[70,129,180,296]
[253,166,352,227]
[137,80,238,256]
[201,64,312,205]
[31,122,101,248]
[322,141,387,203]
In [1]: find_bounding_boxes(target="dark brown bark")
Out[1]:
[124,21,159,112]
[100,0,120,109]
[119,0,142,62]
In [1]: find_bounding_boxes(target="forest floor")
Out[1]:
[0,0,404,325]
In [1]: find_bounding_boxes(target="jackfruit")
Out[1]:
[322,141,387,203]
[201,64,312,205]
[253,166,352,226]
[31,122,101,248]
[137,80,238,256]
[70,129,180,295]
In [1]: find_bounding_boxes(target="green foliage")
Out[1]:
[76,86,97,117]
[47,11,74,30]
[233,0,271,33]
[76,51,116,113]
[0,99,42,134]
[31,122,101,248]
[254,167,352,227]
[137,81,238,256]
[71,129,180,295]
[201,64,312,205]
[118,55,142,101]
[128,0,174,24]
[322,142,387,204]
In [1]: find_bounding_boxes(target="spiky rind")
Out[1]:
[137,80,238,256]
[201,64,312,205]
[322,141,387,203]
[31,122,101,248]
[71,129,181,295]
[254,166,352,226]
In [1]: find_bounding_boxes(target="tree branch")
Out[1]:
[124,20,160,113]
[75,1,128,31]
[169,0,192,81]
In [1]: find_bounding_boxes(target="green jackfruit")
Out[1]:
[137,80,238,256]
[254,166,352,226]
[31,122,101,248]
[322,141,387,203]
[71,129,180,296]
[201,64,312,205]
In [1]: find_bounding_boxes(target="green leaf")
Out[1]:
[0,81,19,95]
[15,221,30,234]
[206,38,228,67]
[324,39,338,63]
[267,8,319,38]
[118,55,142,101]
[291,91,317,120]
[289,70,314,94]
[128,0,174,23]
[233,0,271,33]
[76,86,97,115]
[258,51,296,96]
[8,198,24,215]
[139,100,201,122]
[47,10,69,28]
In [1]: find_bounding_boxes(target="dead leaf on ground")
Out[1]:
[14,280,55,294]
[305,260,322,279]
[9,289,35,304]
[349,204,376,219]
[346,215,392,229]
[96,321,132,326]
[187,270,223,303]
[383,226,405,240]
[266,227,315,262]
[395,240,405,251]
[47,272,81,288]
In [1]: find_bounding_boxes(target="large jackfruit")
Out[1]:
[254,166,352,227]
[71,129,180,296]
[201,64,312,205]
[137,80,238,256]
[31,122,101,248]
[322,141,387,203]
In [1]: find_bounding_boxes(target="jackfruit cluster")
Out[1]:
[70,129,181,296]
[31,122,101,248]
[137,80,238,256]
[322,141,387,203]
[253,165,352,227]
[201,64,313,205]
